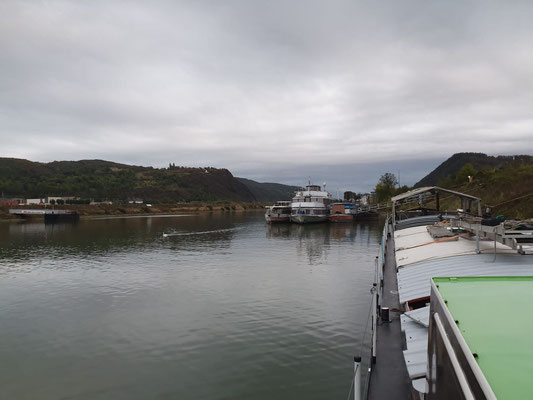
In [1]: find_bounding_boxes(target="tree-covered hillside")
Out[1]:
[235,178,298,202]
[414,153,533,188]
[410,156,533,219]
[0,158,257,203]
[439,157,533,219]
[372,153,533,218]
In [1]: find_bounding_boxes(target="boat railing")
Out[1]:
[453,218,533,255]
[350,216,390,400]
[351,297,375,400]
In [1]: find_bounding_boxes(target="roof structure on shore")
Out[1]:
[391,186,480,203]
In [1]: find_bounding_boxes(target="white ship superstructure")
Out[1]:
[264,201,291,223]
[290,184,332,224]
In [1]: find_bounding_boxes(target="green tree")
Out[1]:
[456,163,477,183]
[374,173,398,203]
[379,172,398,187]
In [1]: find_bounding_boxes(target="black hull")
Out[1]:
[44,213,80,224]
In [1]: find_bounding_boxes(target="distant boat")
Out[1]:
[353,209,379,221]
[290,184,332,224]
[329,203,355,223]
[265,201,291,223]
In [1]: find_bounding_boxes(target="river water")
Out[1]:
[0,211,381,400]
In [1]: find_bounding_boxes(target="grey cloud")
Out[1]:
[1,0,533,190]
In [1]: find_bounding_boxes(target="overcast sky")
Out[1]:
[1,1,533,191]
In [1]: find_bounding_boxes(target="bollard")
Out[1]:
[381,307,390,323]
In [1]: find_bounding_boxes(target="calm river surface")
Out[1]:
[0,211,381,400]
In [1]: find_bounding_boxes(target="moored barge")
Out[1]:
[9,209,80,223]
[329,202,355,223]
[354,186,533,400]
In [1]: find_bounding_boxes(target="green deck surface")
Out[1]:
[434,276,533,400]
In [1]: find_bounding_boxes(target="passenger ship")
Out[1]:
[264,201,291,223]
[290,184,333,224]
[353,186,533,400]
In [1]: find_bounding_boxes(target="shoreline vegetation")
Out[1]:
[0,158,298,204]
[372,153,533,220]
[3,153,533,221]
[0,202,268,222]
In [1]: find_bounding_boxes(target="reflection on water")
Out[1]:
[0,213,238,262]
[0,212,381,400]
[266,222,378,265]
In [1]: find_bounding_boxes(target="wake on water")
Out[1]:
[162,227,238,237]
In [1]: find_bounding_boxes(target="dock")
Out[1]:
[9,209,79,222]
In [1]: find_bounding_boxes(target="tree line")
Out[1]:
[374,172,410,203]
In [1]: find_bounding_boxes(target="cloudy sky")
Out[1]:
[1,1,533,191]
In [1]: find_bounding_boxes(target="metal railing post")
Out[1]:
[371,255,378,365]
[372,282,377,364]
[374,256,379,290]
[354,356,361,400]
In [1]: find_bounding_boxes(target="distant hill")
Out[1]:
[414,153,533,187]
[0,158,257,203]
[236,177,298,202]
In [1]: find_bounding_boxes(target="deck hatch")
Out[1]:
[428,276,533,399]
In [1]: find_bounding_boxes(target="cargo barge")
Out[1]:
[352,186,533,399]
[9,209,80,223]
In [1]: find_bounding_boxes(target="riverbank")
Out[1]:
[0,202,268,221]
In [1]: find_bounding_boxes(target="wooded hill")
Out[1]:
[235,178,298,202]
[0,158,296,203]
[414,153,533,219]
[414,152,533,188]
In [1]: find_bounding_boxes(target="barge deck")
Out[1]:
[359,186,533,400]
[367,231,411,399]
